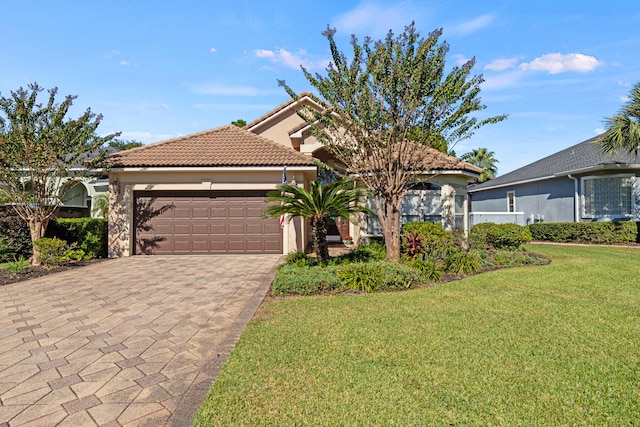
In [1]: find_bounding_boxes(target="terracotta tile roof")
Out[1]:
[108,125,316,168]
[415,144,483,174]
[358,141,483,175]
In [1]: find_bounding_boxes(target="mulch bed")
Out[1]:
[0,259,109,286]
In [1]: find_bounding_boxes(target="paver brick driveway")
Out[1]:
[0,255,282,426]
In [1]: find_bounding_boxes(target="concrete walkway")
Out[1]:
[0,255,282,426]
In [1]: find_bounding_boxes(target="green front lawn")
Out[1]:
[193,244,640,426]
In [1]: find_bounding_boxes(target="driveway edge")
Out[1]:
[168,259,281,426]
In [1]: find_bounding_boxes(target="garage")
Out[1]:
[107,124,317,257]
[133,190,282,255]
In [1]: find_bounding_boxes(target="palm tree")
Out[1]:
[264,178,371,264]
[460,148,499,183]
[601,81,640,155]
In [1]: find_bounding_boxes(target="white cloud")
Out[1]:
[484,58,518,71]
[189,82,280,97]
[593,128,605,135]
[254,48,328,70]
[193,103,278,111]
[481,70,524,90]
[332,2,416,36]
[620,95,630,103]
[255,49,275,58]
[451,54,471,66]
[452,14,495,35]
[103,50,120,60]
[519,53,602,74]
[118,131,182,143]
[119,60,130,66]
[210,47,217,53]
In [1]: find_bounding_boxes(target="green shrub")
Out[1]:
[445,251,482,275]
[470,222,532,250]
[405,258,442,282]
[283,251,318,268]
[8,256,29,274]
[347,241,387,261]
[0,206,32,261]
[0,238,10,261]
[401,221,457,262]
[336,261,419,293]
[33,237,85,267]
[272,265,341,296]
[529,221,638,244]
[46,217,108,259]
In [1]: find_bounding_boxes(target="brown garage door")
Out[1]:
[133,190,282,255]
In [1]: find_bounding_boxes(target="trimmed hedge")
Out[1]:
[470,222,532,250]
[46,217,108,259]
[529,221,638,244]
[0,206,32,261]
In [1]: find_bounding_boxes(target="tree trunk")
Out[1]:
[28,218,49,266]
[375,195,402,261]
[311,218,330,265]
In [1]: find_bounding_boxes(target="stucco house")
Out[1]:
[468,136,640,225]
[246,93,482,241]
[107,125,316,256]
[107,94,482,256]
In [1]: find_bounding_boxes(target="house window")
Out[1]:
[506,191,515,212]
[582,175,634,217]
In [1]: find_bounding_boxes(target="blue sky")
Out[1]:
[2,0,638,174]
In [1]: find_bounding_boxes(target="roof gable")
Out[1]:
[245,92,322,133]
[470,136,640,192]
[108,125,316,168]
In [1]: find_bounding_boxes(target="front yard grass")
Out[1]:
[193,244,640,426]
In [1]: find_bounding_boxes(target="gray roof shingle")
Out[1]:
[469,136,640,192]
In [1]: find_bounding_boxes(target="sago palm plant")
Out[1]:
[264,178,371,264]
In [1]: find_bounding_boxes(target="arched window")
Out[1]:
[61,181,89,207]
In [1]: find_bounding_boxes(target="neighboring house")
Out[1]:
[107,94,482,257]
[107,125,316,256]
[468,136,640,225]
[58,176,109,218]
[246,93,482,243]
[3,175,108,219]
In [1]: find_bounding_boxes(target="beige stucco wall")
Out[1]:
[108,168,316,257]
[250,98,319,150]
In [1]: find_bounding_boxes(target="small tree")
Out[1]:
[600,81,640,155]
[108,139,143,151]
[460,147,499,183]
[264,178,371,264]
[280,23,506,260]
[0,83,117,265]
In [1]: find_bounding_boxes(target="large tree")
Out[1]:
[600,81,640,155]
[460,147,499,183]
[0,83,117,264]
[280,23,506,260]
[264,178,371,264]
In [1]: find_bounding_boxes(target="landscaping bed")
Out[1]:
[0,259,108,286]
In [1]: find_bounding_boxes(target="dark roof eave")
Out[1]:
[469,162,640,193]
[109,164,316,170]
